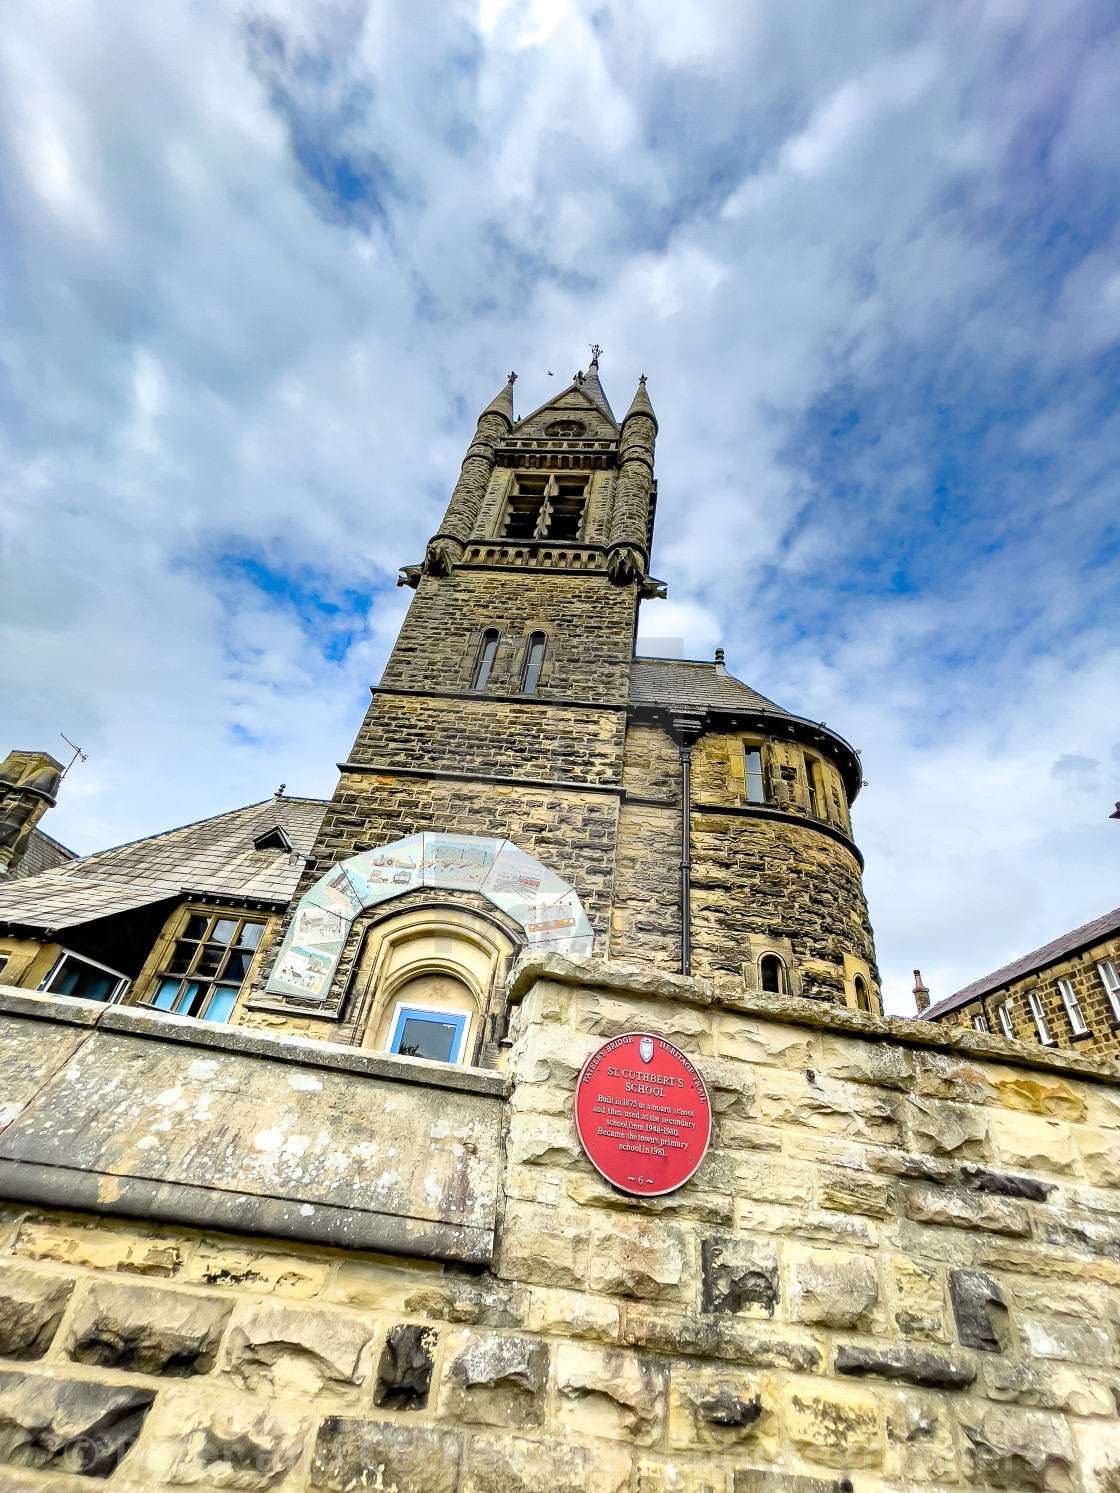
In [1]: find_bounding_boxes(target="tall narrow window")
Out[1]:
[854,975,872,1012]
[805,758,823,818]
[996,1003,1015,1041]
[522,633,547,694]
[1098,960,1120,1021]
[971,1012,990,1033]
[759,954,784,993]
[1026,989,1053,1044]
[472,629,499,690]
[744,747,765,804]
[1057,978,1089,1036]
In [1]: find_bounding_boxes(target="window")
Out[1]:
[971,1012,990,1033]
[996,1003,1015,1041]
[522,633,547,694]
[1026,989,1054,1045]
[149,913,264,1024]
[805,757,824,818]
[472,629,500,690]
[759,954,785,993]
[40,951,127,1003]
[744,747,765,804]
[0,955,8,981]
[1098,960,1120,1022]
[855,975,872,1012]
[503,474,586,542]
[1057,977,1089,1036]
[387,1003,469,1064]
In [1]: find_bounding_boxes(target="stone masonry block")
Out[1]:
[311,1418,461,1493]
[787,1246,880,1330]
[0,1266,73,1361]
[989,1112,1080,1176]
[1021,1316,1114,1366]
[222,1304,374,1398]
[904,1185,1031,1236]
[496,1204,589,1290]
[556,1342,666,1443]
[14,1219,183,1277]
[143,1386,308,1488]
[715,1018,814,1070]
[373,1323,437,1411]
[757,1070,901,1145]
[588,1216,688,1301]
[183,1243,328,1299]
[0,1369,154,1479]
[506,1112,582,1168]
[780,1380,880,1469]
[949,1271,1010,1353]
[883,1387,958,1483]
[907,1097,990,1159]
[700,1236,779,1318]
[524,1285,619,1342]
[461,1434,631,1493]
[989,1072,1086,1121]
[958,1404,1074,1489]
[668,1362,776,1452]
[886,1255,947,1342]
[67,1281,231,1377]
[442,1332,549,1427]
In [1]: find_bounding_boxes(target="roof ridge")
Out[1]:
[54,796,328,868]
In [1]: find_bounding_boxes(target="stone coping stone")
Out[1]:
[507,955,1120,1088]
[0,985,508,1098]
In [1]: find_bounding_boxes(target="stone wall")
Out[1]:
[5,964,1120,1487]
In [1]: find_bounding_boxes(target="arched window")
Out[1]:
[522,632,547,694]
[759,954,785,994]
[855,975,872,1012]
[472,629,500,690]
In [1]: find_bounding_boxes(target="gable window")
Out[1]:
[387,1003,470,1064]
[1026,989,1054,1045]
[149,913,264,1024]
[472,629,500,690]
[759,954,785,994]
[503,474,587,542]
[1057,977,1089,1036]
[522,633,547,694]
[40,950,128,1003]
[744,747,765,804]
[1099,960,1120,1021]
[996,1003,1015,1041]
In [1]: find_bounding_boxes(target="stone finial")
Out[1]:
[622,375,657,432]
[480,373,516,424]
[714,648,725,666]
[913,969,930,1014]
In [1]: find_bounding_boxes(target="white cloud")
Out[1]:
[1,0,1117,1015]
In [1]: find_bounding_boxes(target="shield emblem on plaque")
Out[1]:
[639,1036,654,1063]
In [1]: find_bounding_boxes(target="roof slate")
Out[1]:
[923,903,1120,1020]
[0,797,328,934]
[629,658,790,716]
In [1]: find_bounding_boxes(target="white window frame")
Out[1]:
[744,745,765,805]
[1098,960,1120,1022]
[1057,977,1089,1036]
[385,1001,472,1065]
[972,1012,990,1033]
[38,948,129,1004]
[1026,989,1054,1045]
[996,1003,1015,1042]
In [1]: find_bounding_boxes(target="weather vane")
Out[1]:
[590,343,602,364]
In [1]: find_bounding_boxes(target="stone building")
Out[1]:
[921,905,1120,1060]
[2,362,1120,1490]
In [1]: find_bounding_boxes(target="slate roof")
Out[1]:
[923,904,1120,1021]
[0,796,328,935]
[11,828,76,881]
[629,658,790,716]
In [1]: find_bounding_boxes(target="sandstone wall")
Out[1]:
[8,964,1120,1489]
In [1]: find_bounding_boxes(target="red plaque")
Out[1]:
[574,1032,711,1195]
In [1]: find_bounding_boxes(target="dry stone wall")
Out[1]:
[7,965,1120,1489]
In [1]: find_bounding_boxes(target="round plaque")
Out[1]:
[573,1032,711,1196]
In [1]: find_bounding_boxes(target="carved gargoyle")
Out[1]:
[422,540,456,578]
[606,545,646,587]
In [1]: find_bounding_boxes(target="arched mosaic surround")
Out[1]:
[265,832,594,1002]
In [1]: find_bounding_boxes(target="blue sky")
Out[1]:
[1,0,1117,1012]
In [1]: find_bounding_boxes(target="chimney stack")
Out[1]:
[912,969,930,1014]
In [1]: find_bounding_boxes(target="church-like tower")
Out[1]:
[251,358,879,1059]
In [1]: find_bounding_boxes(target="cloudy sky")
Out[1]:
[2,0,1118,1013]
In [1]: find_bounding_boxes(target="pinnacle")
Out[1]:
[622,374,657,431]
[578,350,616,425]
[479,371,516,424]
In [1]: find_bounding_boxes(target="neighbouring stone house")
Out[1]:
[2,361,1120,1491]
[921,906,1120,1061]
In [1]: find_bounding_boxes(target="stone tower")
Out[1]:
[250,356,879,1055]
